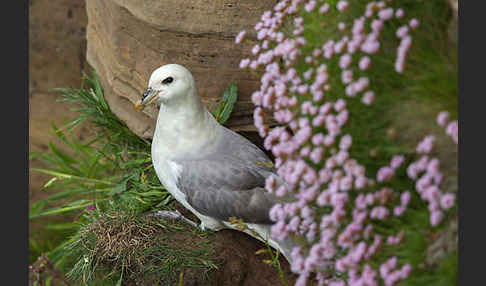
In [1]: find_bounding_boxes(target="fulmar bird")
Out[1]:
[135,64,296,263]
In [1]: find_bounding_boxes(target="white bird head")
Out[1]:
[135,64,197,111]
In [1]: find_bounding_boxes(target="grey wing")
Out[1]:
[175,128,278,224]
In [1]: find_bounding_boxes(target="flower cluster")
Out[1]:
[437,111,458,144]
[403,111,458,226]
[236,1,456,285]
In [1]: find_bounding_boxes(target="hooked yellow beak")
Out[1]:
[135,87,157,111]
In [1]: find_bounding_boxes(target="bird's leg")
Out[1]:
[148,210,198,228]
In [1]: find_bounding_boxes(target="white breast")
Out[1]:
[152,158,187,204]
[152,156,212,222]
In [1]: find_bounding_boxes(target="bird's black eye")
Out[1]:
[162,77,174,84]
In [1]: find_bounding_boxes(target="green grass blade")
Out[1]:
[31,168,115,185]
[217,83,238,124]
[29,199,104,219]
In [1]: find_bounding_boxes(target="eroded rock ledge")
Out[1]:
[86,0,275,138]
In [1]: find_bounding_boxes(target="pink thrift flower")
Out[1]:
[339,134,352,150]
[446,120,458,135]
[401,191,411,206]
[312,133,325,146]
[395,8,405,18]
[265,175,277,192]
[359,56,371,70]
[336,151,350,165]
[352,18,365,35]
[288,216,300,232]
[362,91,375,105]
[339,176,353,191]
[303,68,313,80]
[356,77,370,91]
[251,44,260,55]
[304,0,317,12]
[300,146,311,157]
[338,22,346,31]
[377,166,394,182]
[275,186,287,198]
[390,155,405,169]
[316,72,329,85]
[235,30,246,44]
[342,70,353,84]
[239,58,250,69]
[251,91,262,106]
[347,40,360,54]
[416,155,430,171]
[387,232,404,245]
[354,176,367,189]
[326,157,338,169]
[313,91,324,102]
[440,193,456,210]
[336,1,349,12]
[371,19,384,33]
[310,148,324,164]
[257,28,268,40]
[409,18,420,29]
[319,3,330,14]
[361,40,380,54]
[317,191,331,206]
[334,99,347,112]
[312,115,326,127]
[253,107,264,126]
[329,280,346,286]
[416,135,435,154]
[370,206,389,220]
[339,54,352,69]
[345,83,357,97]
[437,111,450,127]
[337,110,349,126]
[396,26,409,38]
[323,135,335,147]
[258,125,268,138]
[271,220,289,240]
[426,158,440,174]
[334,40,347,53]
[378,8,394,20]
[393,206,405,217]
[430,210,444,226]
[399,264,412,279]
[319,102,332,115]
[446,120,458,144]
[380,257,398,278]
[297,85,309,94]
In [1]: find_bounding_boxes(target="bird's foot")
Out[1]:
[199,218,226,232]
[148,210,198,228]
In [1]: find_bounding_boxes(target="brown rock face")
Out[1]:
[29,0,90,194]
[86,0,274,139]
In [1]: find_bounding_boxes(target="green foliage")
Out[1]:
[286,0,457,285]
[29,71,237,285]
[242,0,457,284]
[62,211,218,285]
[211,83,238,124]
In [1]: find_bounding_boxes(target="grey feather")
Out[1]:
[173,127,279,224]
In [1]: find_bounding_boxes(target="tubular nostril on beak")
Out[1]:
[142,87,154,100]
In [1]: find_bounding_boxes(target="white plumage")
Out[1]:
[136,64,296,263]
